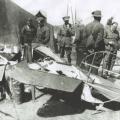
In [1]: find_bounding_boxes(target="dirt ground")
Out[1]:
[0,48,120,120]
[0,89,120,120]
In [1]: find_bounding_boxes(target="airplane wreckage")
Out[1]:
[1,44,120,110]
[0,0,120,113]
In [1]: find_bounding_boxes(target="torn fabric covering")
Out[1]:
[81,84,102,103]
[38,61,80,78]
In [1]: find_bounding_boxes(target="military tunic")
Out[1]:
[104,29,119,51]
[57,23,74,64]
[36,25,50,46]
[85,20,105,51]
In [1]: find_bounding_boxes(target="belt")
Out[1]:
[106,37,115,39]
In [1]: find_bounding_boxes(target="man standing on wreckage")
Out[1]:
[57,16,75,65]
[85,10,105,75]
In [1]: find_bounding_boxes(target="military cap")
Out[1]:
[36,17,45,23]
[63,16,70,21]
[92,10,102,17]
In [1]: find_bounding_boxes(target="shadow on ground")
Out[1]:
[36,86,96,118]
[36,86,120,117]
[37,97,94,117]
[92,89,120,111]
[104,102,120,111]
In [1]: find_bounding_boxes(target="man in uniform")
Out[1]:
[57,16,74,64]
[21,18,36,63]
[104,17,114,36]
[106,17,114,27]
[36,17,50,47]
[74,20,86,67]
[103,22,119,78]
[85,10,105,74]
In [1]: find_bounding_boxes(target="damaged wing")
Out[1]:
[6,61,82,93]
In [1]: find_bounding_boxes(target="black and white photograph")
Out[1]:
[0,0,120,120]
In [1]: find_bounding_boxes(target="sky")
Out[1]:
[11,0,120,25]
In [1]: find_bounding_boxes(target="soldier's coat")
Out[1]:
[36,24,54,50]
[57,24,74,47]
[104,26,119,51]
[37,25,50,44]
[85,20,105,51]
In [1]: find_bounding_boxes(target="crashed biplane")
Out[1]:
[0,0,120,110]
[2,46,120,106]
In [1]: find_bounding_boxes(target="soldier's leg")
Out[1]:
[60,45,65,58]
[85,52,94,72]
[109,51,117,70]
[54,38,59,53]
[23,44,28,61]
[92,52,103,75]
[58,46,61,54]
[65,47,72,64]
[102,51,110,78]
[80,50,88,69]
[76,48,80,66]
[27,44,32,63]
[76,48,85,66]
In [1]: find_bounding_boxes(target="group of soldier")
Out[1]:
[21,10,120,78]
[21,14,53,63]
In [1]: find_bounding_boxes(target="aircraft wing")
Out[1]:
[6,61,82,92]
